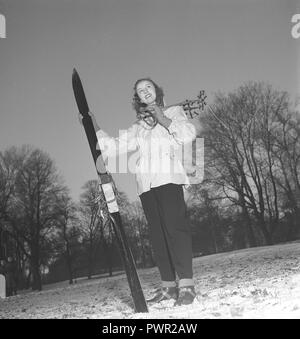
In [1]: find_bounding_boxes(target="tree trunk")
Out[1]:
[258,218,273,245]
[31,260,42,291]
[66,257,73,285]
[107,245,113,277]
[210,222,219,253]
[30,243,42,291]
[240,204,256,247]
[108,262,113,277]
[65,245,74,285]
[87,263,92,279]
[244,219,256,247]
[25,270,32,290]
[87,244,94,279]
[148,251,155,268]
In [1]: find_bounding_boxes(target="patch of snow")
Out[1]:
[1,242,300,319]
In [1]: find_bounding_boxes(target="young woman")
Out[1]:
[84,78,197,306]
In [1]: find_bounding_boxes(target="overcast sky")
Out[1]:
[0,0,299,201]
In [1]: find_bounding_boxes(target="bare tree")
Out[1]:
[202,82,299,246]
[0,146,68,290]
[54,195,81,284]
[271,102,300,239]
[79,180,105,279]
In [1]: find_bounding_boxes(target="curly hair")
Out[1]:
[132,78,165,117]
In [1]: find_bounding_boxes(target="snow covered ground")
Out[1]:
[1,242,300,319]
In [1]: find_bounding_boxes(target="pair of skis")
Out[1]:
[72,69,148,313]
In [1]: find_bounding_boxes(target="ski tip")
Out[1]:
[72,68,78,76]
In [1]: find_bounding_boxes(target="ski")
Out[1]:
[72,68,148,313]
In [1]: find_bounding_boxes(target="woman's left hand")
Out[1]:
[146,104,172,129]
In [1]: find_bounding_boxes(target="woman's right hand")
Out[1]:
[78,112,83,125]
[78,111,100,132]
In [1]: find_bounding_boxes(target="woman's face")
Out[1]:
[136,80,157,106]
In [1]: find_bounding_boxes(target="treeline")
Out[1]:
[188,81,300,253]
[0,81,299,291]
[0,147,154,290]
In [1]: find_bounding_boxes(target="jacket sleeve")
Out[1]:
[167,106,197,145]
[96,123,138,158]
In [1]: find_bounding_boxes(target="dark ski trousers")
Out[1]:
[140,183,193,283]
